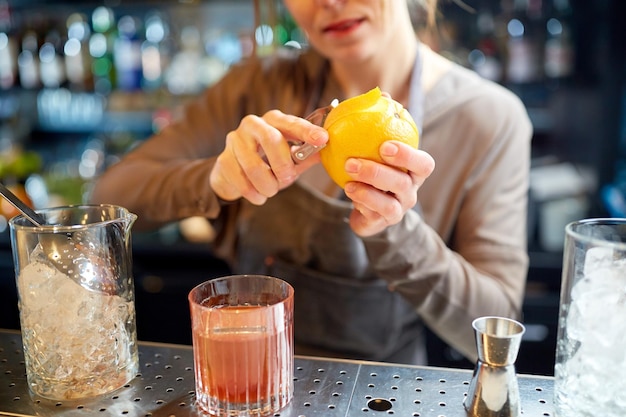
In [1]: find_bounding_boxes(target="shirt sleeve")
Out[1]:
[89,52,316,231]
[88,70,245,230]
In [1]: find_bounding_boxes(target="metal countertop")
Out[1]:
[0,329,554,417]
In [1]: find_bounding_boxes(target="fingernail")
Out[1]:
[345,182,356,193]
[381,142,399,157]
[310,128,328,145]
[345,158,361,173]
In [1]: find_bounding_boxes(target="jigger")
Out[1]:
[464,316,525,417]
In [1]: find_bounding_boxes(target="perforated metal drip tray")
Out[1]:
[0,329,555,417]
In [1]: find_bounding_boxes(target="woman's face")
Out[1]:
[282,0,410,63]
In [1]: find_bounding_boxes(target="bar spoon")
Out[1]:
[0,182,120,295]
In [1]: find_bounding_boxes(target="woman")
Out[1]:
[91,0,532,365]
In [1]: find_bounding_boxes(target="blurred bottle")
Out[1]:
[275,3,306,49]
[114,15,143,91]
[204,29,241,69]
[165,25,203,95]
[505,0,543,85]
[39,26,67,89]
[64,13,93,91]
[18,28,41,89]
[89,6,116,95]
[544,0,574,84]
[141,11,169,91]
[0,0,17,90]
[468,6,504,83]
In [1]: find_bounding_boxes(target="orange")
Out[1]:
[319,87,419,189]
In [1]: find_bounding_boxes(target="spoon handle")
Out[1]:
[0,182,45,226]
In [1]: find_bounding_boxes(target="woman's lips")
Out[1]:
[323,18,365,35]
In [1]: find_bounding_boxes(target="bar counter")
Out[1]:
[0,329,555,416]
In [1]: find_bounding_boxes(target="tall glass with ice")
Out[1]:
[9,204,139,400]
[189,275,294,416]
[555,218,626,416]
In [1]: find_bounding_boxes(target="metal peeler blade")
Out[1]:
[291,99,338,163]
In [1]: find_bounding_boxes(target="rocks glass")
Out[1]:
[189,275,294,416]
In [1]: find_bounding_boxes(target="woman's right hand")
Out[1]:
[209,110,328,205]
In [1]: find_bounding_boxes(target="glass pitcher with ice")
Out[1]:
[9,204,139,400]
[555,218,626,417]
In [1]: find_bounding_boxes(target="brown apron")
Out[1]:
[232,183,427,364]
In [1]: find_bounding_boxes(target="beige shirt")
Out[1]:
[90,43,532,364]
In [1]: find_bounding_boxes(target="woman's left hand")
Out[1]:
[343,141,435,237]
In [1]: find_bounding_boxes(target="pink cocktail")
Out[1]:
[189,275,294,416]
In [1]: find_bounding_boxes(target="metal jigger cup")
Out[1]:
[464,316,526,417]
